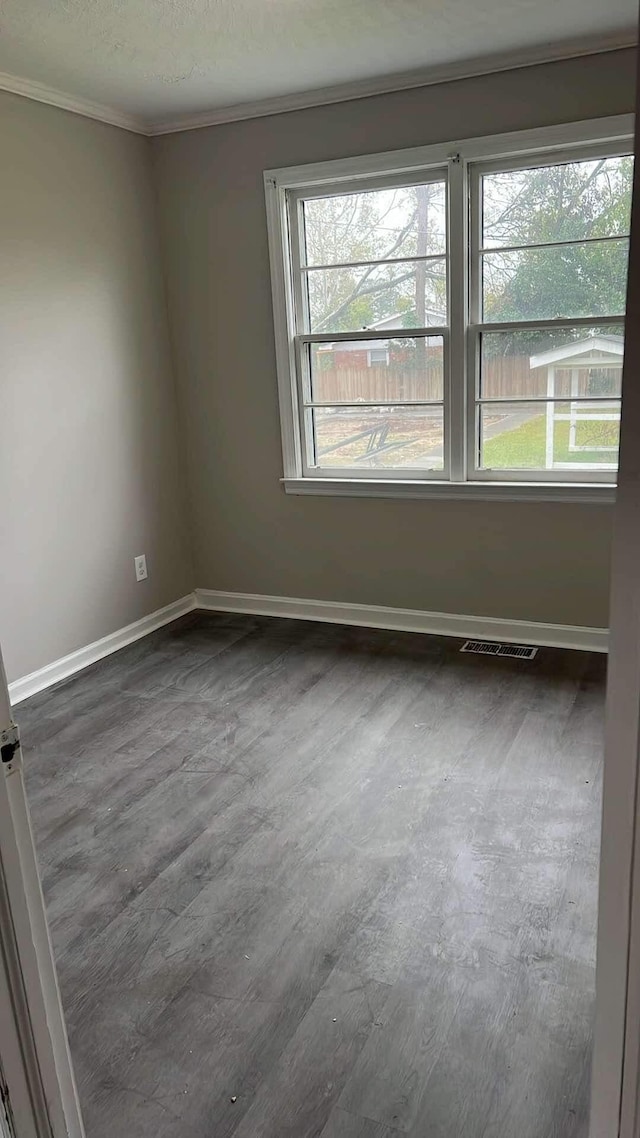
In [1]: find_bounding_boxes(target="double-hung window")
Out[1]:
[265,116,633,501]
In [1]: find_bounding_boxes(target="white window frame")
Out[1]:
[264,113,634,503]
[367,347,390,367]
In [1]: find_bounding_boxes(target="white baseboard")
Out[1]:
[8,594,197,705]
[8,587,608,706]
[195,588,609,654]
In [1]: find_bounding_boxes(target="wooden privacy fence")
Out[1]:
[481,357,546,399]
[313,362,443,402]
[313,357,600,403]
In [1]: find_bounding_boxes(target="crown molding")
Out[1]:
[0,70,147,134]
[147,31,638,136]
[0,32,636,138]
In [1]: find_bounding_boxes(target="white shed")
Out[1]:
[529,334,623,469]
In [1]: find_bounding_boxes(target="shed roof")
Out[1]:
[530,335,624,370]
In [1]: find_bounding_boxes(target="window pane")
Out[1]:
[309,336,444,402]
[480,326,624,400]
[306,259,447,333]
[311,406,444,470]
[302,181,447,267]
[479,400,620,470]
[482,238,629,322]
[482,155,633,249]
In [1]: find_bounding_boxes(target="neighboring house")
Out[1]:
[318,309,446,367]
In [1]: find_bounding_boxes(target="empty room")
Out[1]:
[0,1,639,1137]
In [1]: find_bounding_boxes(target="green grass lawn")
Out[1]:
[483,411,619,469]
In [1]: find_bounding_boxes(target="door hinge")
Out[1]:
[0,726,20,769]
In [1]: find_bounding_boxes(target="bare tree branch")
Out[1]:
[314,211,421,331]
[563,159,607,215]
[316,264,443,332]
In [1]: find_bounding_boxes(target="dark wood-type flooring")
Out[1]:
[17,613,605,1138]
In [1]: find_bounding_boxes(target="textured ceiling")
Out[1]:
[0,0,636,127]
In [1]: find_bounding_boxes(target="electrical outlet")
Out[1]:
[134,554,148,582]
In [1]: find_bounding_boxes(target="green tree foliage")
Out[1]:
[481,155,633,355]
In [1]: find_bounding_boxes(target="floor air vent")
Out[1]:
[461,640,538,660]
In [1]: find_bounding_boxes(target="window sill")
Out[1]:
[281,477,616,504]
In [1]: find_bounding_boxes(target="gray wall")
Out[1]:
[0,93,192,682]
[0,49,635,685]
[153,48,637,630]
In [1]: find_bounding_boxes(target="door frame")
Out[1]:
[0,646,84,1138]
[589,50,640,1138]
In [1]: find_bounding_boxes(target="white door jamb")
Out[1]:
[0,646,84,1138]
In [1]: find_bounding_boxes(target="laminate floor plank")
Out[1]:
[18,614,603,1138]
[229,967,390,1138]
[320,1106,402,1137]
[337,967,467,1131]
